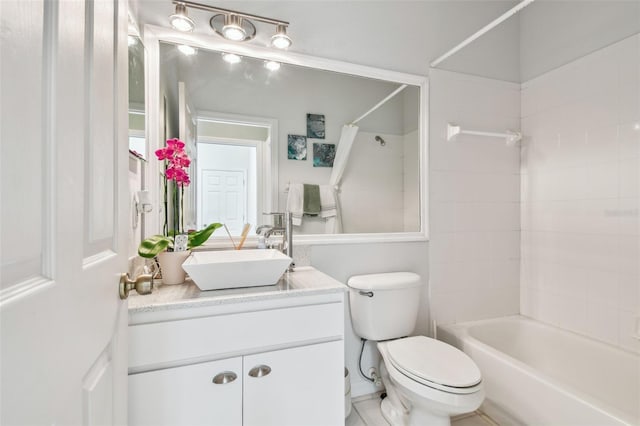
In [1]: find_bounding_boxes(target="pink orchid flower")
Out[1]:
[166,138,185,150]
[155,148,172,160]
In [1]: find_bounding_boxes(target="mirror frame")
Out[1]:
[143,24,429,245]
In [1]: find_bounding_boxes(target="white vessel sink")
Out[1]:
[182,249,292,291]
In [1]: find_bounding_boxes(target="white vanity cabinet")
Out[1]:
[128,282,345,426]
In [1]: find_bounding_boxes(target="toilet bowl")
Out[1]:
[377,336,484,426]
[346,272,485,426]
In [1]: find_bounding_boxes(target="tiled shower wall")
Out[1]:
[429,69,521,325]
[520,34,640,353]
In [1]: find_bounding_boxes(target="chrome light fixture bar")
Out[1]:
[171,1,292,48]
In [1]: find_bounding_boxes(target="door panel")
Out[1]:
[201,169,246,234]
[243,341,344,426]
[129,357,243,426]
[0,0,49,293]
[0,0,129,424]
[85,0,116,253]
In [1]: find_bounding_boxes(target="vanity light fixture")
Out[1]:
[177,44,197,56]
[171,1,292,47]
[169,3,195,32]
[264,60,281,71]
[222,52,242,64]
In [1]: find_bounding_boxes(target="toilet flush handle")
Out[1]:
[358,291,374,297]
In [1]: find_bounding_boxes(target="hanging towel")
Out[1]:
[303,184,321,216]
[286,183,304,226]
[319,185,337,218]
[320,185,338,234]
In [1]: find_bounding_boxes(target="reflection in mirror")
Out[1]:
[158,41,422,236]
[196,117,275,235]
[128,36,145,158]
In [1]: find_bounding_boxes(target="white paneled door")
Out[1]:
[201,169,247,234]
[1,0,129,424]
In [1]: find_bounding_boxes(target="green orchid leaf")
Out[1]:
[187,223,223,249]
[138,234,172,258]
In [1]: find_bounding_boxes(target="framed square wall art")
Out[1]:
[307,113,325,139]
[313,143,336,167]
[288,134,307,160]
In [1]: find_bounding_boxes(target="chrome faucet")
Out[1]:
[255,225,273,235]
[261,212,294,271]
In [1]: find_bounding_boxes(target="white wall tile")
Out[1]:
[618,310,640,353]
[618,122,640,160]
[619,158,640,199]
[583,124,619,166]
[429,69,521,325]
[618,271,640,314]
[586,162,619,199]
[430,203,456,233]
[490,230,521,260]
[617,197,639,236]
[521,35,639,353]
[586,300,619,345]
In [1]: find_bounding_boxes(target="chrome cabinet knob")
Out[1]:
[248,365,272,378]
[212,371,237,384]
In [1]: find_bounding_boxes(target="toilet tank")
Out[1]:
[347,272,422,341]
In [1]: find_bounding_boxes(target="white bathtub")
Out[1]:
[439,316,639,426]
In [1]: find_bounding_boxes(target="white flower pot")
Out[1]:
[157,250,191,285]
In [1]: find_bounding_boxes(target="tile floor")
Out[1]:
[346,394,498,426]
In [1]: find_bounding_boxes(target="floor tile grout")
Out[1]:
[351,396,499,426]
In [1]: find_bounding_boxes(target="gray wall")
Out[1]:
[519,1,640,82]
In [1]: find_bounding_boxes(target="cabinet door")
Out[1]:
[129,357,242,426]
[243,341,344,426]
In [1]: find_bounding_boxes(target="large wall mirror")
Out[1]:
[145,26,428,244]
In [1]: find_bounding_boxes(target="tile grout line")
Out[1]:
[476,409,500,426]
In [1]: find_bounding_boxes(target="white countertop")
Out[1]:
[127,266,347,314]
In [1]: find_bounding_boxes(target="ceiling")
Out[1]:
[133,0,640,83]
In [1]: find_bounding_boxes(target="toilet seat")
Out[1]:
[384,336,482,394]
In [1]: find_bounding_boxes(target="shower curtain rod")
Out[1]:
[350,84,408,125]
[430,0,536,68]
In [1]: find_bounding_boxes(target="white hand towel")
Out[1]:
[319,185,337,218]
[286,183,304,226]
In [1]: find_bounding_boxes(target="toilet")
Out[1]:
[347,272,484,426]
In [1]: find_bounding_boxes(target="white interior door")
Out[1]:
[201,169,247,234]
[1,0,129,424]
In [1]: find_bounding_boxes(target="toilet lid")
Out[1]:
[386,336,481,389]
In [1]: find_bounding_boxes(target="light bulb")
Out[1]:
[169,4,195,32]
[264,61,281,71]
[271,25,292,49]
[169,15,194,32]
[222,15,246,41]
[177,44,197,56]
[222,53,242,64]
